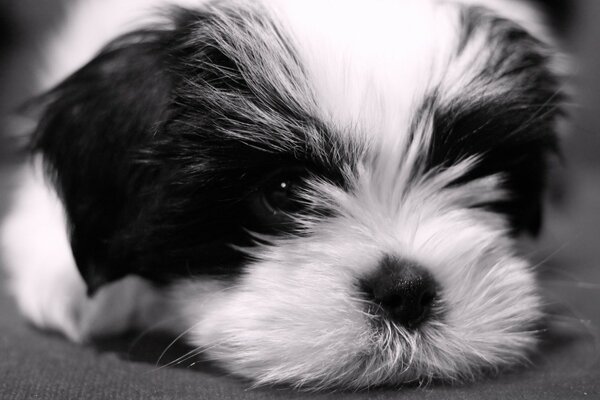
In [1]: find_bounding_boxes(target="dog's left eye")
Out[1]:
[250,168,306,225]
[263,178,300,212]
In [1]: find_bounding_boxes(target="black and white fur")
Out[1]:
[1,0,566,390]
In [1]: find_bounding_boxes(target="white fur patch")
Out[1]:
[273,0,457,141]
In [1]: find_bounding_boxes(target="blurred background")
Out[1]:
[0,0,598,395]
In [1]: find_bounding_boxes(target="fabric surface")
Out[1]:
[0,162,599,400]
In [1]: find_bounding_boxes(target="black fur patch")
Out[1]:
[427,7,562,234]
[32,6,351,291]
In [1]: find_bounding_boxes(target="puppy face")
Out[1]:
[33,0,562,389]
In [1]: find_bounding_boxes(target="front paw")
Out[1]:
[10,270,163,343]
[9,264,91,342]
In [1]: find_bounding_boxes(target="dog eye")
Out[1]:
[250,168,307,225]
[263,178,300,213]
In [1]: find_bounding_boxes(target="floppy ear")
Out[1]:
[32,6,282,294]
[32,24,177,292]
[32,3,313,294]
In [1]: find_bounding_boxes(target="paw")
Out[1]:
[75,276,167,342]
[10,269,163,343]
[9,264,89,342]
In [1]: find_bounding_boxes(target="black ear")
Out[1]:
[32,24,177,292]
[32,4,314,294]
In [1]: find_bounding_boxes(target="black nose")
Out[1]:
[360,256,437,328]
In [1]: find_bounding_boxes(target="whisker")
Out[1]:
[150,340,228,373]
[156,347,205,370]
[155,320,204,367]
[127,314,184,355]
[526,233,581,271]
[544,301,600,342]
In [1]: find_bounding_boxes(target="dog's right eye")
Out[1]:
[249,168,307,226]
[263,177,302,213]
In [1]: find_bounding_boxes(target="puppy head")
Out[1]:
[33,0,564,389]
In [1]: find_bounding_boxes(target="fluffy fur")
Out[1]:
[1,0,564,390]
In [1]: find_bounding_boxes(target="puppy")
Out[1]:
[1,0,566,390]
